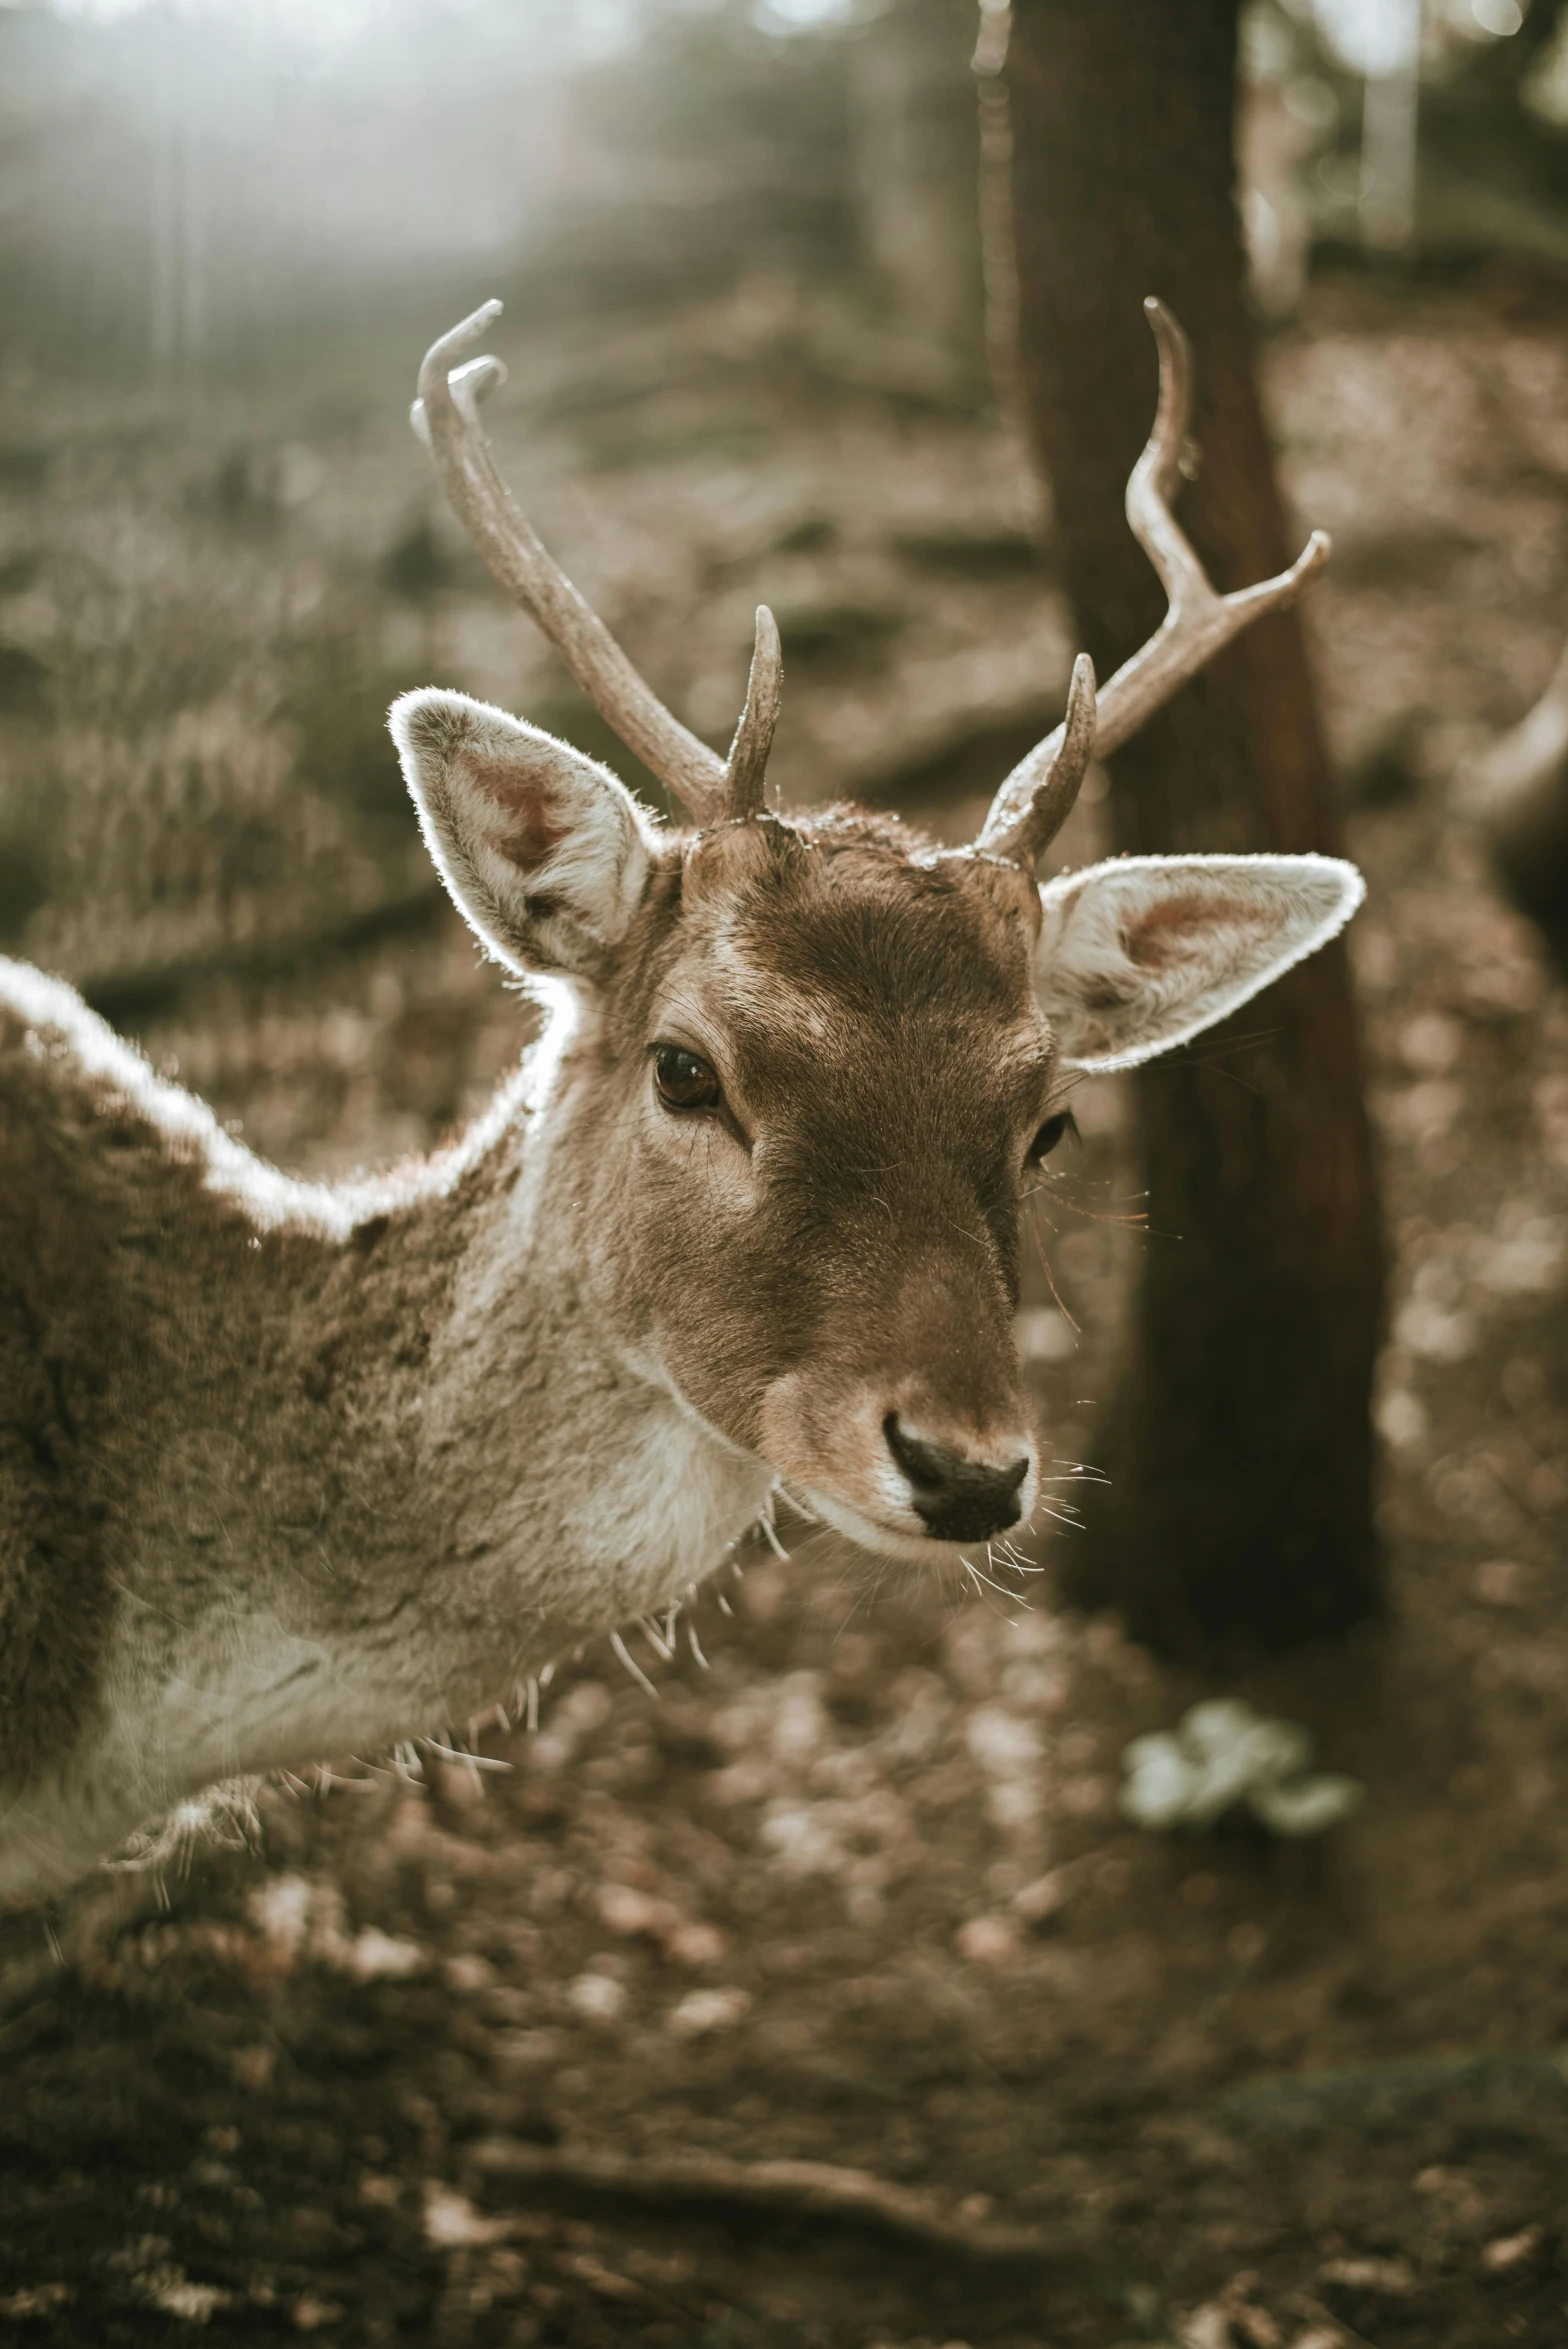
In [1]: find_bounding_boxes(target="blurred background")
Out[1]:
[4,2,1568,2343]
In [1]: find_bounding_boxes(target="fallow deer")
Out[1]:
[0,300,1359,1904]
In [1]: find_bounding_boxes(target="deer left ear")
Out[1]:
[1036,853,1365,1072]
[390,688,657,978]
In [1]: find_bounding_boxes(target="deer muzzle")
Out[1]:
[759,1364,1038,1558]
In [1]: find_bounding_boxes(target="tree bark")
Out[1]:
[1000,0,1385,1655]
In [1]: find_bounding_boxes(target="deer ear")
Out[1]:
[389,688,656,977]
[1036,853,1364,1072]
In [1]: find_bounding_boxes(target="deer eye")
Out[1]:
[1026,1108,1079,1165]
[652,1045,723,1112]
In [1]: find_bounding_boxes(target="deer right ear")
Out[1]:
[389,689,657,977]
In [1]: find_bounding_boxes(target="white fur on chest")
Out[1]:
[571,1382,773,1631]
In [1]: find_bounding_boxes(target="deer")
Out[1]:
[0,299,1360,1906]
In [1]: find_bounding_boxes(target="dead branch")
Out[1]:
[466,2135,1114,2285]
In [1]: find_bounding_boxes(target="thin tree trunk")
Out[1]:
[999,0,1385,1654]
[850,0,984,353]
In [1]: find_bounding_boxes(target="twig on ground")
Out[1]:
[466,2136,1115,2288]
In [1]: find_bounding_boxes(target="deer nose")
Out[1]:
[883,1415,1030,1543]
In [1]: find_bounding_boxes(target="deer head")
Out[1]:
[390,300,1359,1564]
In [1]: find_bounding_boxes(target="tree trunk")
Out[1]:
[999,0,1385,1655]
[849,0,984,354]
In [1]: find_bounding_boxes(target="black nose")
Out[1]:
[884,1415,1029,1543]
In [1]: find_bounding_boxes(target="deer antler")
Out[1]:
[975,297,1331,864]
[978,653,1097,869]
[412,301,782,828]
[723,604,785,822]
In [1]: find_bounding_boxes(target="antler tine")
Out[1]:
[724,606,785,821]
[976,297,1331,853]
[412,301,733,827]
[980,653,1097,867]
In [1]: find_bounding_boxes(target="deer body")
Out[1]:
[1,300,1365,1904]
[0,959,774,1901]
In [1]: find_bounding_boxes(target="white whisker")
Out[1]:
[1035,1502,1083,1531]
[421,1737,509,1772]
[964,1552,1035,1605]
[774,1477,820,1524]
[610,1629,660,1699]
[640,1613,675,1663]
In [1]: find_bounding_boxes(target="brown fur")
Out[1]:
[0,1034,119,1782]
[1122,891,1256,968]
[587,816,1051,1483]
[0,977,484,1805]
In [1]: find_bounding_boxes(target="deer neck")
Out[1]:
[143,1003,766,1784]
[405,1011,773,1663]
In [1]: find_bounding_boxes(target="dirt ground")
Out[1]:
[3,266,1568,2347]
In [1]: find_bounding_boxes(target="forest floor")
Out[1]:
[3,263,1568,2348]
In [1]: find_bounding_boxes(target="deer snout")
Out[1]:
[758,1361,1037,1559]
[884,1414,1030,1542]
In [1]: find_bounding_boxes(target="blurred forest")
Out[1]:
[4,0,1568,2344]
